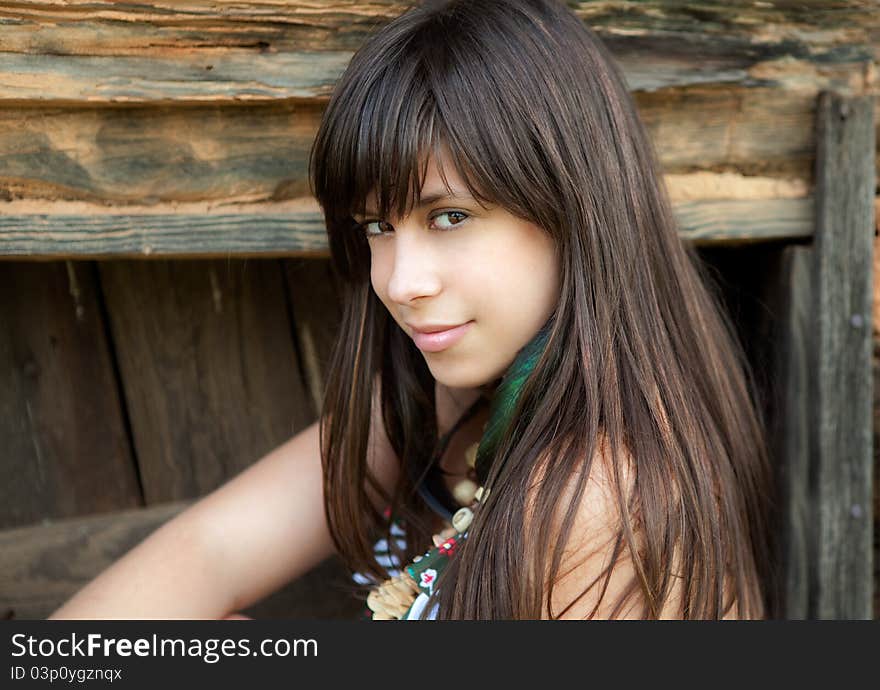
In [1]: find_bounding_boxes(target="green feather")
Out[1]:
[474,321,551,483]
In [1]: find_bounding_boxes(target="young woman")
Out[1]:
[50,0,775,621]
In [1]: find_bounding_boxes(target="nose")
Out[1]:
[384,223,442,305]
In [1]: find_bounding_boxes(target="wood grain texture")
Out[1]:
[0,1,874,103]
[771,245,813,619]
[0,501,187,620]
[0,501,362,619]
[6,0,866,259]
[98,258,314,503]
[674,197,812,245]
[282,257,344,417]
[0,207,329,258]
[0,196,814,258]
[0,90,815,204]
[638,87,817,179]
[811,92,875,619]
[0,260,140,529]
[0,102,320,204]
[0,0,871,259]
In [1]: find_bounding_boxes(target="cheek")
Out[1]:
[369,253,389,301]
[480,233,556,293]
[487,234,559,323]
[525,232,560,300]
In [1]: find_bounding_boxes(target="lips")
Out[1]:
[410,321,473,353]
[411,324,460,334]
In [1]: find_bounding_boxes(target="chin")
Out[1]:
[426,359,504,391]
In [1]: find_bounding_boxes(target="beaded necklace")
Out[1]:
[366,321,551,620]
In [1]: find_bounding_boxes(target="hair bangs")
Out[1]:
[348,64,434,224]
[327,69,494,227]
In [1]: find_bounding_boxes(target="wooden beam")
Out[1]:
[0,207,330,259]
[0,1,873,104]
[769,245,813,619]
[0,501,189,620]
[0,90,816,205]
[674,197,812,245]
[0,1,870,259]
[0,101,322,209]
[810,91,875,619]
[0,91,819,223]
[0,501,361,620]
[0,196,813,259]
[637,87,818,180]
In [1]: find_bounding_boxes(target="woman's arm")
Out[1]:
[48,419,331,619]
[49,380,400,619]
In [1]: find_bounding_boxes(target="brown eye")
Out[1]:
[362,220,393,238]
[431,211,469,230]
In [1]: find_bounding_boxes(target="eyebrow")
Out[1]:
[358,190,474,217]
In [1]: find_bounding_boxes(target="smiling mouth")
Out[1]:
[410,321,473,353]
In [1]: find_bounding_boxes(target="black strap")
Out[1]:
[411,393,489,522]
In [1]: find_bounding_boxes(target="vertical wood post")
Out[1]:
[772,244,812,619]
[811,91,875,618]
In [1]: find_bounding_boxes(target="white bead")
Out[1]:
[452,507,474,533]
[452,478,478,505]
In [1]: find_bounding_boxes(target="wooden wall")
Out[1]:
[0,257,360,619]
[0,1,876,619]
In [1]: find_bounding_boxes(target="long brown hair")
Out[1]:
[310,0,775,619]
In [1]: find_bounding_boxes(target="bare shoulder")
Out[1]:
[526,433,684,619]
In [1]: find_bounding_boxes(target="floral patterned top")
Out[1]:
[352,520,440,620]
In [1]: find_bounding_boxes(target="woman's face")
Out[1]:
[357,151,560,390]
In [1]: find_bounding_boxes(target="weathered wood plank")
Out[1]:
[0,260,140,529]
[0,501,361,619]
[873,283,880,619]
[0,1,873,103]
[811,92,875,619]
[0,1,404,55]
[771,245,813,619]
[0,90,817,205]
[674,197,813,245]
[0,50,352,103]
[0,102,320,205]
[0,206,329,258]
[0,501,187,619]
[282,257,344,417]
[0,196,814,258]
[638,87,817,179]
[98,258,314,502]
[0,44,865,105]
